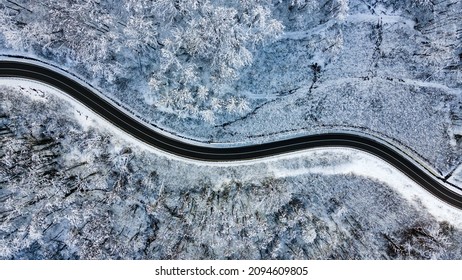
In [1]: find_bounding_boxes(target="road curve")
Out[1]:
[1,59,462,209]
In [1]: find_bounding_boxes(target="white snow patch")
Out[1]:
[402,78,462,95]
[346,13,416,29]
[281,19,338,40]
[0,78,98,130]
[447,164,462,190]
[0,78,48,102]
[269,149,462,229]
[314,76,461,96]
[280,12,415,42]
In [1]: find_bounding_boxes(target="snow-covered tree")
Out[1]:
[0,0,283,122]
[147,0,282,121]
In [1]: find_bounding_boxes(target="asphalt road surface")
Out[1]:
[1,59,462,209]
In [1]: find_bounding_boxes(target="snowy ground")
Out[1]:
[211,2,462,176]
[1,83,462,259]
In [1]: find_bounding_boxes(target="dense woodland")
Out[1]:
[0,0,288,122]
[0,0,462,259]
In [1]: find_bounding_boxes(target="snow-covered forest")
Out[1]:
[0,0,286,122]
[1,0,462,259]
[1,0,460,176]
[1,85,462,259]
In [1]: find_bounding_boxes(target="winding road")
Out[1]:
[1,58,462,209]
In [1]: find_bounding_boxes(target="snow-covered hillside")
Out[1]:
[1,0,460,175]
[1,84,462,259]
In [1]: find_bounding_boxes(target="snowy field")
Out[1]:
[1,84,462,259]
